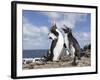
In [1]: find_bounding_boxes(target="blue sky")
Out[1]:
[22,10,91,50]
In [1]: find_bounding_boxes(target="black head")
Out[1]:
[49,23,59,40]
[51,23,57,31]
[62,25,72,33]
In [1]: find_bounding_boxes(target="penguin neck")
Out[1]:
[54,29,64,49]
[56,29,64,41]
[64,33,68,36]
[68,32,73,38]
[64,33,69,49]
[64,33,68,40]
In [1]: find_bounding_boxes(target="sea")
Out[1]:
[23,50,48,58]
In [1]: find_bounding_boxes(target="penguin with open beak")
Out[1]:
[62,25,81,65]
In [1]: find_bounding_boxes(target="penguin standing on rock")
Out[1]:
[62,25,81,65]
[44,23,64,62]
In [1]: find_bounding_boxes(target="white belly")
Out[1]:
[64,33,69,49]
[53,41,64,61]
[70,45,75,58]
[64,34,70,55]
[53,30,64,61]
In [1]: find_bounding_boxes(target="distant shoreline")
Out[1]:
[23,49,48,58]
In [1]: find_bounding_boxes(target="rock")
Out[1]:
[23,54,91,69]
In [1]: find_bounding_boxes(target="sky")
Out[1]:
[22,10,91,50]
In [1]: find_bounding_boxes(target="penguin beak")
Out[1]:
[63,25,69,29]
[62,28,66,31]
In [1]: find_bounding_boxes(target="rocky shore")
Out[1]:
[23,51,91,70]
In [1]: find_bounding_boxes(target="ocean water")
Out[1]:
[23,50,48,58]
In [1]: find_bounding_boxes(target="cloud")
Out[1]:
[42,12,63,26]
[43,12,61,20]
[43,12,88,29]
[57,13,88,29]
[23,17,50,50]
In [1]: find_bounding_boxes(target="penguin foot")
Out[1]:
[72,62,77,66]
[78,57,81,60]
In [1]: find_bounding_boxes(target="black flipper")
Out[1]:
[63,43,67,48]
[44,39,58,61]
